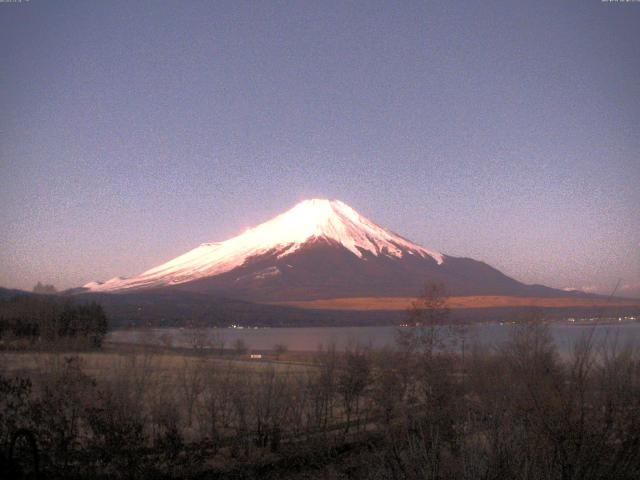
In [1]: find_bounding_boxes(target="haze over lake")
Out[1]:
[108,323,640,355]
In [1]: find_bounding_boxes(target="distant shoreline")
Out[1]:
[106,317,640,332]
[270,295,640,311]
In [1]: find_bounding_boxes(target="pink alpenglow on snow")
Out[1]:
[84,199,444,292]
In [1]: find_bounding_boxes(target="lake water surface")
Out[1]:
[108,322,640,355]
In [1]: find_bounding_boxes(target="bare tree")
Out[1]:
[338,347,371,434]
[397,283,451,358]
[178,358,205,427]
[186,328,210,351]
[233,338,248,356]
[211,330,226,355]
[273,343,288,360]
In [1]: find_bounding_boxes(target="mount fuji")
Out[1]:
[82,199,576,302]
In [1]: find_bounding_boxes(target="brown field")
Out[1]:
[270,295,640,311]
[0,343,315,380]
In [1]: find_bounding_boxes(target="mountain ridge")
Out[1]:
[81,199,595,302]
[84,199,444,293]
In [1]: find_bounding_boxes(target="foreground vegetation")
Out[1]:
[1,288,638,478]
[1,316,639,479]
[0,295,108,349]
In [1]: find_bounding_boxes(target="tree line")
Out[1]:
[0,294,108,349]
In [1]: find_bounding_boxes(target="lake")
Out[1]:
[107,322,640,355]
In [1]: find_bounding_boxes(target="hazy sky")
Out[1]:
[1,0,639,297]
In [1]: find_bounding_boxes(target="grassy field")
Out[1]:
[271,294,640,311]
[0,342,315,379]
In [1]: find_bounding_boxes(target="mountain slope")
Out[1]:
[83,199,585,301]
[84,199,443,293]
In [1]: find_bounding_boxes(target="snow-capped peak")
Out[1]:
[84,199,443,292]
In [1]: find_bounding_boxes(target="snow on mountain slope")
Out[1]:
[85,199,444,292]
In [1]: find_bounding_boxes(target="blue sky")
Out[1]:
[1,0,638,297]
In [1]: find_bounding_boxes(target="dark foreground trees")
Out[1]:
[0,295,108,349]
[1,316,639,479]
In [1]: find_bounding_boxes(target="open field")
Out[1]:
[0,342,315,378]
[271,295,640,311]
